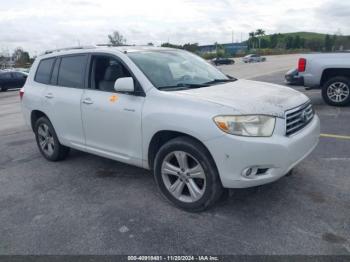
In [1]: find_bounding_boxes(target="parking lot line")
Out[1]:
[320,133,350,140]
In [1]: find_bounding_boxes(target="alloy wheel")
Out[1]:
[327,82,350,103]
[161,151,206,203]
[37,123,55,156]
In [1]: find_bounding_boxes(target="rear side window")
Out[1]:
[0,73,12,79]
[35,58,55,84]
[14,72,26,78]
[57,55,87,88]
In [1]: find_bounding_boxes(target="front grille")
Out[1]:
[285,102,314,136]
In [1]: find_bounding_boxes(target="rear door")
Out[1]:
[43,55,87,147]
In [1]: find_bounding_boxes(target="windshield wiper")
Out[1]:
[158,82,209,91]
[203,78,236,85]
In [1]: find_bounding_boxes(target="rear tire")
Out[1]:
[153,137,223,212]
[0,86,8,92]
[34,116,70,161]
[322,76,350,106]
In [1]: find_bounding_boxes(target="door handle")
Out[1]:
[45,93,54,99]
[82,98,94,105]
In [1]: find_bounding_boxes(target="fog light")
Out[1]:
[242,167,253,178]
[242,167,270,178]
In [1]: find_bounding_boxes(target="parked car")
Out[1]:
[0,71,28,91]
[242,54,266,63]
[285,68,304,85]
[211,57,235,66]
[21,46,320,211]
[297,53,350,106]
[14,67,31,73]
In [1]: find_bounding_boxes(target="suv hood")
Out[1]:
[177,79,309,117]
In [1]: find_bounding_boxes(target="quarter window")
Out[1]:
[35,58,55,84]
[57,55,87,88]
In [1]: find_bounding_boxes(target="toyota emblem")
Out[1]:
[300,110,308,123]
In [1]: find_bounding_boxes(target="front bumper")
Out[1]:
[205,115,320,188]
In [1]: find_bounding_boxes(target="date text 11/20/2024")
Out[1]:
[127,255,219,261]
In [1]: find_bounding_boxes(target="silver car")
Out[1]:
[242,54,266,63]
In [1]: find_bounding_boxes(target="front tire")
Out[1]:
[0,86,8,92]
[322,76,350,106]
[34,117,70,161]
[153,137,223,212]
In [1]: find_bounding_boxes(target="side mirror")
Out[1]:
[114,77,134,93]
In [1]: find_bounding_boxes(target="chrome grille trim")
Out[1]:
[285,102,314,136]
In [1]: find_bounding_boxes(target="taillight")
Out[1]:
[19,88,24,100]
[298,58,306,72]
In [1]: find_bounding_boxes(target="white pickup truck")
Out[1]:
[298,53,350,106]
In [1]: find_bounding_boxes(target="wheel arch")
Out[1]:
[321,68,350,86]
[30,110,49,131]
[147,130,217,172]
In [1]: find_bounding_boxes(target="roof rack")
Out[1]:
[95,44,133,47]
[41,45,96,55]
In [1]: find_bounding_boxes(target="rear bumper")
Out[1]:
[205,116,320,188]
[300,73,320,88]
[285,75,304,85]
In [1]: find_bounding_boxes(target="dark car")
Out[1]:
[0,71,28,91]
[211,57,235,66]
[285,68,303,85]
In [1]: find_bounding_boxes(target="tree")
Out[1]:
[324,34,332,51]
[248,32,256,49]
[270,34,279,48]
[12,47,30,66]
[183,43,199,53]
[305,38,323,51]
[108,31,126,46]
[294,35,301,48]
[255,29,265,48]
[285,36,294,49]
[161,42,182,49]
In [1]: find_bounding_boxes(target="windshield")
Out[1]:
[127,50,234,90]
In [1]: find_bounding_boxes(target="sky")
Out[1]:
[0,0,349,56]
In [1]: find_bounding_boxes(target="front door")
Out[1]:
[81,54,144,166]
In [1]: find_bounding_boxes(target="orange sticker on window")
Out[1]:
[109,95,118,102]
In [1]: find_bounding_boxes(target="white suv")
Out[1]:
[21,46,320,211]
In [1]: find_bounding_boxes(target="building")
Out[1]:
[198,43,247,55]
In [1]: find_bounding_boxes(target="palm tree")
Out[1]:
[255,29,266,48]
[249,32,256,49]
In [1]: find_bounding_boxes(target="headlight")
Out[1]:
[213,115,276,137]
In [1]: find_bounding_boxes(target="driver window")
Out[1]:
[90,55,131,92]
